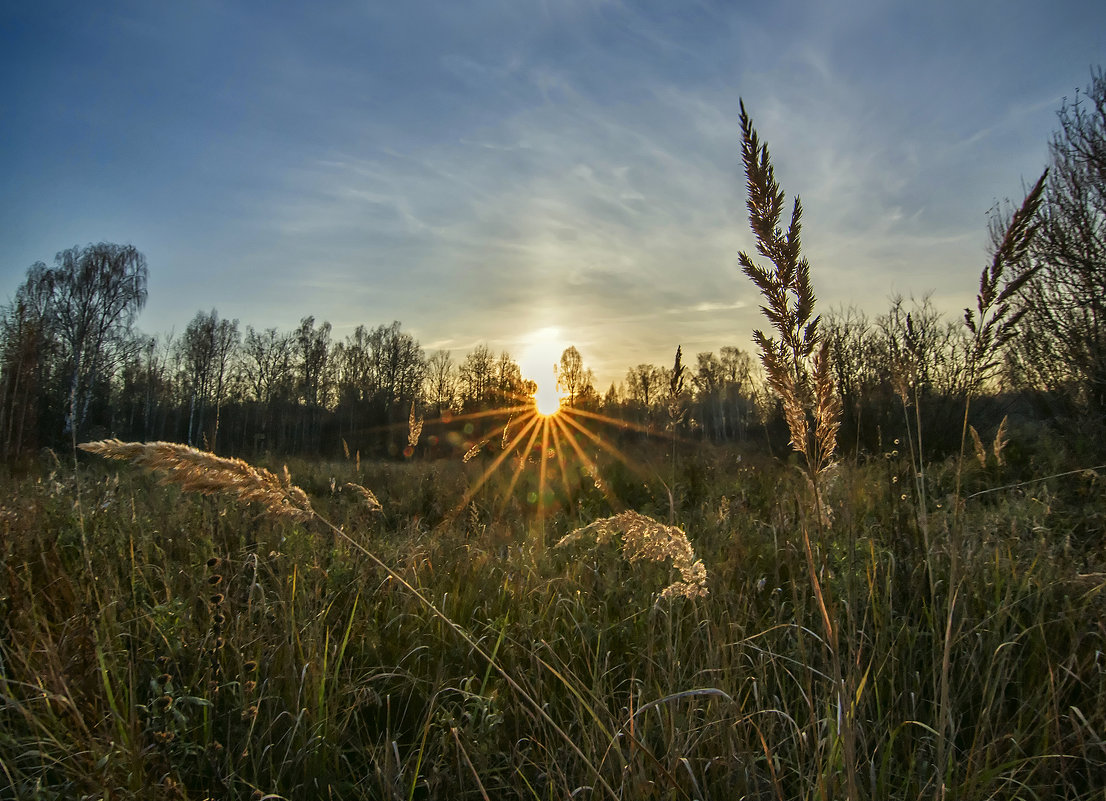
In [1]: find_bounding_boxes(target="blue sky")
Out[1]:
[2,1,1104,387]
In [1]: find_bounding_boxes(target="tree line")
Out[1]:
[2,70,1103,463]
[0,260,761,461]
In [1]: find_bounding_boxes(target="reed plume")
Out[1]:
[738,101,840,478]
[345,482,382,512]
[557,511,708,601]
[78,439,314,521]
[407,405,424,450]
[737,101,854,801]
[964,170,1048,390]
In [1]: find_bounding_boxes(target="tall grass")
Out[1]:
[2,441,1103,799]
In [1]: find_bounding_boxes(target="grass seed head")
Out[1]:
[557,511,709,601]
[78,439,314,521]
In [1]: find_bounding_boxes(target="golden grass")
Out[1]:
[77,439,314,521]
[557,510,708,601]
[408,405,424,449]
[737,101,840,479]
[344,481,383,512]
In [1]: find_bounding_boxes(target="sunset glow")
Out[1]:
[533,378,564,417]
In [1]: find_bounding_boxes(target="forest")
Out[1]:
[0,73,1104,800]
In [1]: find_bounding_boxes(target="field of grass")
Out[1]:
[2,432,1104,800]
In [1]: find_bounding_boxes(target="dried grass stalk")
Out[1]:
[345,482,383,512]
[79,439,314,521]
[992,415,1009,467]
[970,425,988,468]
[556,511,708,601]
[408,405,424,450]
[964,171,1048,388]
[738,101,839,478]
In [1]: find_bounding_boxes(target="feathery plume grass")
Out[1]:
[345,482,383,512]
[78,439,313,521]
[992,415,1009,466]
[737,101,855,801]
[964,171,1048,390]
[78,438,619,798]
[968,415,1011,469]
[737,101,840,478]
[463,443,481,463]
[408,405,424,450]
[970,425,988,468]
[556,511,708,601]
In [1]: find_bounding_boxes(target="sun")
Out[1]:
[426,325,668,529]
[519,326,567,416]
[533,377,563,417]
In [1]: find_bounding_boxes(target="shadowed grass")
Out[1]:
[1,444,1104,799]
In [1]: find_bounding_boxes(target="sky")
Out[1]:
[2,1,1104,389]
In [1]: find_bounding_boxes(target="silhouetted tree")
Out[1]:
[557,346,595,407]
[459,344,496,410]
[494,351,525,405]
[0,264,57,457]
[425,350,456,417]
[295,316,332,451]
[1010,68,1106,434]
[180,310,239,449]
[43,243,149,444]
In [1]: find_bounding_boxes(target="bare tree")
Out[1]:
[0,264,57,456]
[459,344,495,410]
[42,243,148,443]
[557,346,594,407]
[295,316,332,450]
[625,363,662,409]
[180,309,240,449]
[242,326,293,407]
[425,350,456,417]
[368,321,425,415]
[494,351,525,404]
[1010,68,1106,431]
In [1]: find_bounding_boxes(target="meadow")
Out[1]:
[1,426,1105,800]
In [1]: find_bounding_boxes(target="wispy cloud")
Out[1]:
[2,0,1103,387]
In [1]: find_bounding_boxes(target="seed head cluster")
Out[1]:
[78,439,314,521]
[557,510,709,601]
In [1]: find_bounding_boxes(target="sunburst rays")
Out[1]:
[336,385,692,530]
[437,391,661,527]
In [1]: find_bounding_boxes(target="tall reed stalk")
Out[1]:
[935,169,1047,795]
[737,101,854,801]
